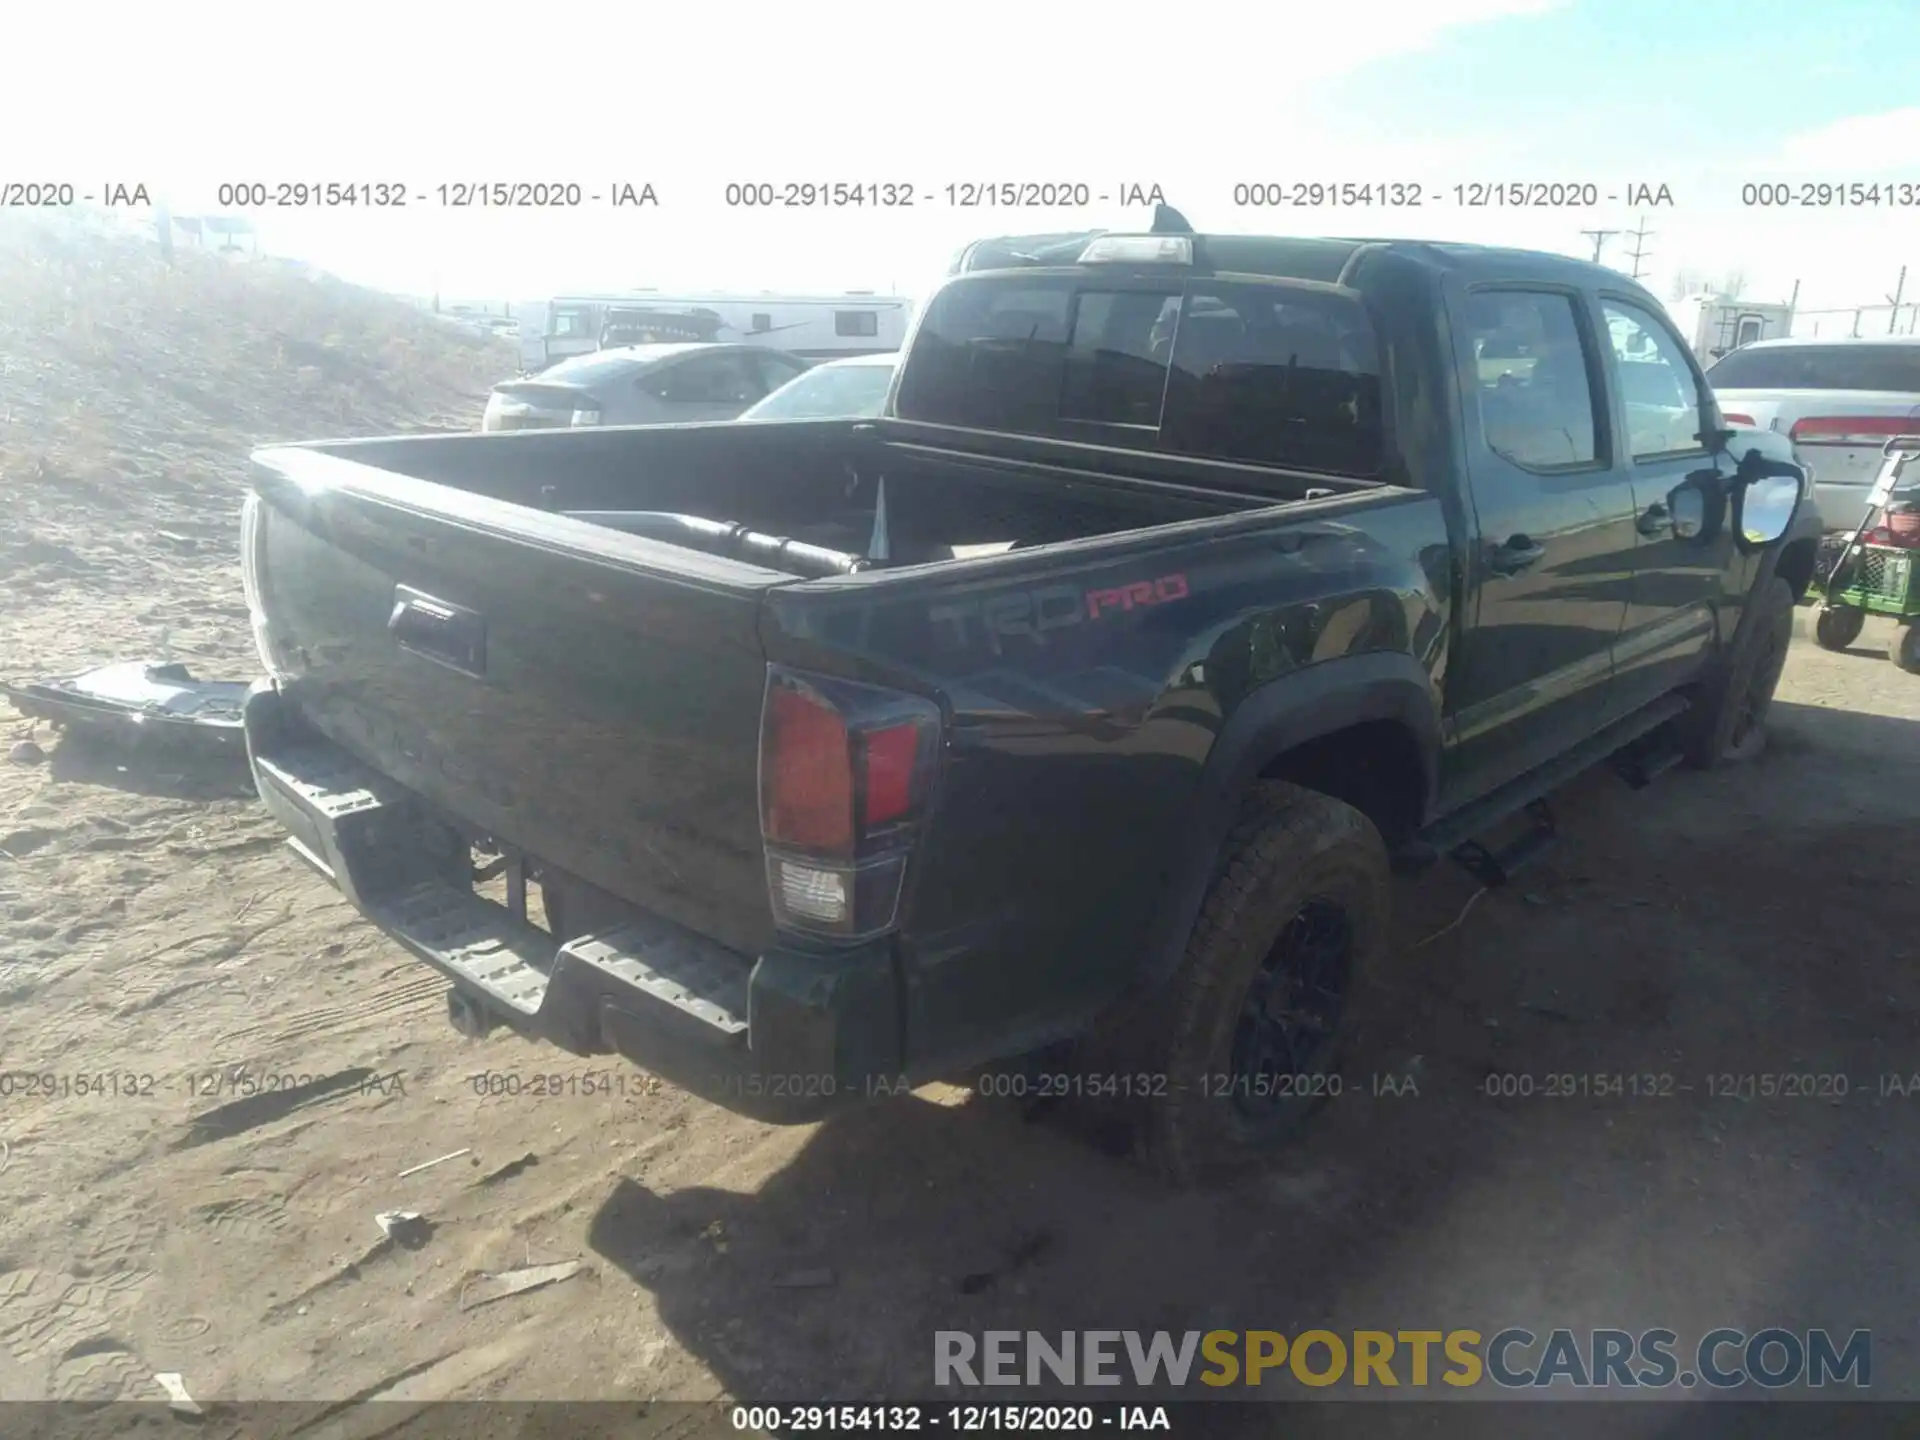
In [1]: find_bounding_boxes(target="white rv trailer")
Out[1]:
[1664,292,1795,364]
[531,292,913,371]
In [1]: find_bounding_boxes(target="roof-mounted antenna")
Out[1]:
[1151,203,1194,235]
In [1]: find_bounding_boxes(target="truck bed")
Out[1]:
[245,417,1419,1012]
[290,417,1384,572]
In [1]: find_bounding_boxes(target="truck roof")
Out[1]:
[958,231,1636,290]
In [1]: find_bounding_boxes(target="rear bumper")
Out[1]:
[1803,443,1892,532]
[242,681,900,1124]
[1812,476,1875,534]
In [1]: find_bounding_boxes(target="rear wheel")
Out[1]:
[1140,782,1389,1187]
[1813,603,1866,652]
[1893,624,1920,675]
[1679,577,1794,768]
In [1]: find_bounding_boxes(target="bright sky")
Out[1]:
[4,0,1916,315]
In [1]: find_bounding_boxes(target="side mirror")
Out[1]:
[1732,454,1804,551]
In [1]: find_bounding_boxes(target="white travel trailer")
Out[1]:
[528,292,912,371]
[1665,293,1795,364]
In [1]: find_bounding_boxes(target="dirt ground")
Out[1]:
[5,212,1920,1429]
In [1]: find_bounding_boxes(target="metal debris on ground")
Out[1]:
[0,661,249,752]
[397,1147,471,1178]
[375,1210,433,1249]
[458,1259,585,1311]
[153,1372,202,1416]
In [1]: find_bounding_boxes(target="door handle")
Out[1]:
[1636,502,1670,537]
[1486,535,1546,577]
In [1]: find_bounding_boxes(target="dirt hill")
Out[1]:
[0,210,513,679]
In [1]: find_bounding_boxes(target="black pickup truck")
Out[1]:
[240,221,1817,1182]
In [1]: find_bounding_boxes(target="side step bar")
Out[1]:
[1450,798,1556,889]
[1395,693,1690,883]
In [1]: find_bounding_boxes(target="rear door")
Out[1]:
[641,350,776,422]
[543,303,597,366]
[1598,294,1738,717]
[1443,284,1640,807]
[747,350,812,396]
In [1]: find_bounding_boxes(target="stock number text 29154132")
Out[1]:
[724,182,919,208]
[215,182,411,208]
[728,1404,1126,1432]
[1233,181,1426,208]
[1740,181,1920,208]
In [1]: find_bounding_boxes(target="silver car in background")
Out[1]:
[738,352,898,421]
[481,343,811,431]
[1706,337,1920,530]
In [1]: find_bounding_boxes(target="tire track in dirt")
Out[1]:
[211,970,447,1057]
[192,1192,292,1244]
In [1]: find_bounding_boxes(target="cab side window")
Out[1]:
[749,351,809,393]
[1463,291,1599,470]
[651,352,764,404]
[1603,300,1705,459]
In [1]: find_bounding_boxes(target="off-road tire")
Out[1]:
[1679,577,1794,769]
[1892,624,1920,675]
[1813,602,1866,652]
[1139,782,1389,1188]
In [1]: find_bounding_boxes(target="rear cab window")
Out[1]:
[1458,291,1602,470]
[894,271,1385,476]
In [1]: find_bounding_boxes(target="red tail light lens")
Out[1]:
[759,667,943,940]
[860,723,922,829]
[762,682,854,852]
[1789,415,1915,445]
[1721,412,1756,427]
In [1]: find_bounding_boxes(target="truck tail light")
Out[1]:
[758,667,942,941]
[1788,415,1915,446]
[1720,412,1756,427]
[239,492,287,680]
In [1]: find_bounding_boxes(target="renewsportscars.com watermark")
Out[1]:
[935,1328,1871,1391]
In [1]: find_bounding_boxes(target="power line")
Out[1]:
[1579,229,1617,265]
[1624,216,1655,280]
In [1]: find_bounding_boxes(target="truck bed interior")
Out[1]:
[308,421,1371,578]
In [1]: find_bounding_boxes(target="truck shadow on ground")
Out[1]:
[586,698,1920,1438]
[44,728,255,801]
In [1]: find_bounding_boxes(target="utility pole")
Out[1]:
[1624,216,1655,280]
[1579,229,1617,265]
[1887,265,1907,334]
